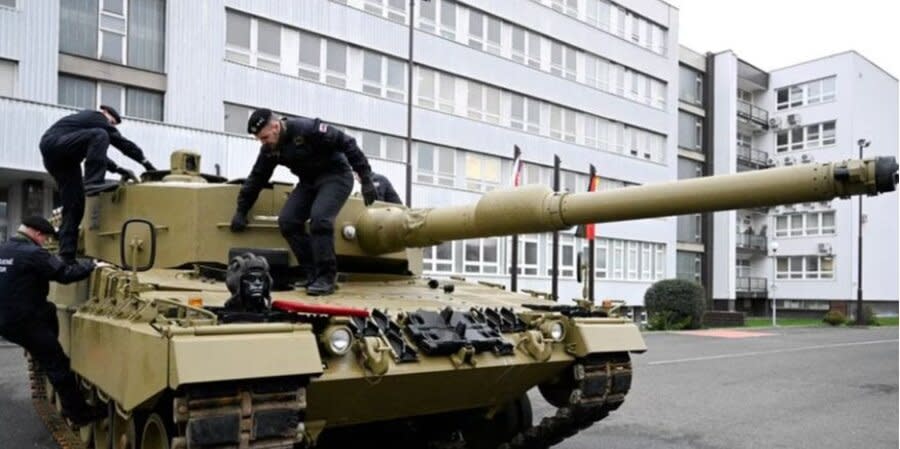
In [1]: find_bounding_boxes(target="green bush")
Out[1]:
[863,305,879,326]
[644,279,706,330]
[823,310,847,326]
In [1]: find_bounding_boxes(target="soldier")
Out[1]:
[39,105,156,264]
[0,216,109,426]
[224,253,273,313]
[369,172,403,205]
[230,109,377,296]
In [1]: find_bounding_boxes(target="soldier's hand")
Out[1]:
[141,159,157,171]
[116,167,139,183]
[230,212,249,232]
[361,176,377,206]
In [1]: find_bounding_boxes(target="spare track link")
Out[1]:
[496,352,632,449]
[172,379,307,449]
[27,353,88,449]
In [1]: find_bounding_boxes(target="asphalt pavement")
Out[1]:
[1,326,897,449]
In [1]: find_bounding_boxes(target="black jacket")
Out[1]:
[372,173,402,204]
[40,110,146,172]
[236,117,373,215]
[0,235,94,329]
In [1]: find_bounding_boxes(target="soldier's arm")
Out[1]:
[107,127,149,166]
[236,150,278,215]
[33,250,94,285]
[311,119,372,179]
[382,179,403,205]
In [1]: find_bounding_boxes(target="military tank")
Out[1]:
[28,150,897,449]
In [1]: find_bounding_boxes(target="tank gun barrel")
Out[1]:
[356,157,898,255]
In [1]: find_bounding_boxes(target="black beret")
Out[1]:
[99,105,122,124]
[22,215,58,237]
[247,108,273,135]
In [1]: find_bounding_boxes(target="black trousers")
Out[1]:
[40,128,111,262]
[0,303,87,414]
[278,172,353,280]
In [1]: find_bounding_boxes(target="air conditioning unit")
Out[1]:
[801,154,814,163]
[783,156,795,166]
[769,117,782,129]
[817,243,832,255]
[787,113,802,126]
[766,157,778,167]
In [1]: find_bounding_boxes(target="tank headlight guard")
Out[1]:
[324,326,353,356]
[541,320,566,342]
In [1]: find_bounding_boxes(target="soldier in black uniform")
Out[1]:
[370,172,403,205]
[230,109,377,296]
[0,216,108,426]
[39,105,156,263]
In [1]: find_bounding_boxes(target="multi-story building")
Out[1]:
[0,1,895,316]
[0,0,680,311]
[703,49,899,317]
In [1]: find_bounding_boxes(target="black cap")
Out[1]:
[22,215,58,238]
[99,105,122,124]
[247,108,273,135]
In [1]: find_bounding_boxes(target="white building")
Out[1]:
[0,1,895,315]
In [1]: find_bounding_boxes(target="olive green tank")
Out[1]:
[30,150,897,449]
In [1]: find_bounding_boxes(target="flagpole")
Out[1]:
[551,155,561,302]
[510,145,522,292]
[588,164,597,303]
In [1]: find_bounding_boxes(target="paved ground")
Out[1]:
[2,326,897,449]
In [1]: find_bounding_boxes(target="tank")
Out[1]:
[29,150,898,449]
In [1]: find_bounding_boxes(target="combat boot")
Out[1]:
[306,276,336,296]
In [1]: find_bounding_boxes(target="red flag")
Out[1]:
[585,175,599,239]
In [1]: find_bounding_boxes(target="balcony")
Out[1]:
[737,100,769,129]
[735,233,767,252]
[736,276,768,298]
[737,145,770,170]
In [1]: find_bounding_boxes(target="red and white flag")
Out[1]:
[511,146,524,187]
[585,175,600,239]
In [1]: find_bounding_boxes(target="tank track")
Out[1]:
[26,353,88,449]
[495,353,633,449]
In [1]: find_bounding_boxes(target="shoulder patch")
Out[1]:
[293,136,305,146]
[318,123,329,133]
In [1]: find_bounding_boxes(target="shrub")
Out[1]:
[823,310,847,326]
[644,279,706,330]
[863,305,879,326]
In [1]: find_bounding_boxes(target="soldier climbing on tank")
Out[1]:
[230,109,377,296]
[224,253,273,313]
[0,216,110,426]
[39,105,157,264]
[355,172,403,205]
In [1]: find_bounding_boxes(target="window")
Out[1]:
[0,0,15,7]
[509,235,539,276]
[362,51,406,101]
[776,256,834,280]
[511,27,526,64]
[595,239,608,278]
[467,9,484,50]
[362,0,407,23]
[58,75,163,121]
[774,211,835,237]
[546,235,576,278]
[417,67,435,108]
[676,251,700,283]
[776,77,836,110]
[416,143,455,187]
[776,121,837,152]
[678,65,703,105]
[224,103,253,134]
[325,41,348,87]
[297,31,322,80]
[439,1,456,39]
[423,242,454,273]
[678,112,702,151]
[464,238,500,274]
[0,59,16,97]
[100,0,128,63]
[418,0,436,31]
[465,153,501,191]
[526,33,541,69]
[58,75,97,110]
[255,18,281,71]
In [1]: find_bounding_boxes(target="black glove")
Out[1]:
[141,159,157,171]
[116,167,138,183]
[230,211,248,232]
[360,176,377,206]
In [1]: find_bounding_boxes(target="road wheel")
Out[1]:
[139,413,170,449]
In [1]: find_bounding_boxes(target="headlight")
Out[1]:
[541,321,566,342]
[325,327,353,355]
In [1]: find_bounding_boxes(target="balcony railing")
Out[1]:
[736,276,767,293]
[737,100,769,128]
[735,233,767,252]
[737,145,770,169]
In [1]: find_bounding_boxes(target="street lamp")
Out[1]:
[770,240,779,327]
[855,138,871,325]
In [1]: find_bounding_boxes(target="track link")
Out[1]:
[496,353,633,449]
[27,353,89,449]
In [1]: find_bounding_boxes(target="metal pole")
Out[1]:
[510,145,521,292]
[404,0,416,207]
[771,243,778,327]
[551,155,560,302]
[856,139,869,325]
[588,164,596,303]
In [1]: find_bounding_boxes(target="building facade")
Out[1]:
[0,1,895,315]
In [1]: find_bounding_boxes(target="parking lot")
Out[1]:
[2,326,897,449]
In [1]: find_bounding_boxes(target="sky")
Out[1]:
[669,0,900,79]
